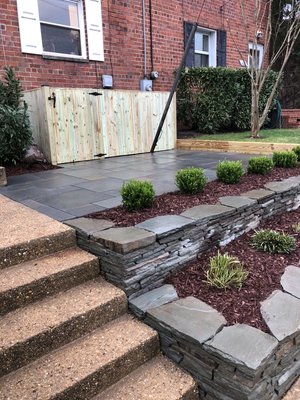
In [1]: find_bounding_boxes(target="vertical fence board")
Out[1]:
[25,88,176,164]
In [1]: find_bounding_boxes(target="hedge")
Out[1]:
[177,67,279,134]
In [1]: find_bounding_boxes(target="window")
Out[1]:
[17,0,104,61]
[194,28,217,67]
[184,23,226,68]
[248,42,264,69]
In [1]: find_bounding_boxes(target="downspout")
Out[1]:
[142,0,147,78]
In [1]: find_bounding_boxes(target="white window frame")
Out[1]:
[17,0,104,61]
[39,0,87,60]
[248,42,264,69]
[194,27,217,67]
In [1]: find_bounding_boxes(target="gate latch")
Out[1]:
[48,92,56,108]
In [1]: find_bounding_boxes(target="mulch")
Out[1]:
[4,163,59,177]
[88,166,300,227]
[166,209,300,333]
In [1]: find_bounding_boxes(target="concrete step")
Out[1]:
[95,355,198,400]
[0,248,100,315]
[0,278,127,376]
[0,315,159,400]
[0,196,76,269]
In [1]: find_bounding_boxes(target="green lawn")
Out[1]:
[195,129,300,144]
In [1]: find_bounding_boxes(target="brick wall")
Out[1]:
[0,0,264,91]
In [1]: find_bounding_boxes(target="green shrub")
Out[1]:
[0,67,32,165]
[175,167,207,194]
[206,251,248,290]
[216,160,243,184]
[121,180,155,211]
[177,67,279,133]
[247,156,274,175]
[251,229,296,254]
[0,104,32,165]
[272,151,297,168]
[292,146,300,162]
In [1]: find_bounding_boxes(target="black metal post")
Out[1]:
[150,22,197,153]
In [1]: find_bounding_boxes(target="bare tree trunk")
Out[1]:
[251,82,260,138]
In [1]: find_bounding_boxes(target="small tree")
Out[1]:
[227,0,300,137]
[0,67,32,165]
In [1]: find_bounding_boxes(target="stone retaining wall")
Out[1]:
[69,176,300,299]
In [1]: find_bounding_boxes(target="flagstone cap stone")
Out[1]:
[260,290,300,342]
[65,217,114,238]
[241,188,274,201]
[129,285,178,318]
[218,196,256,209]
[136,215,194,238]
[264,180,299,193]
[204,324,278,375]
[181,204,233,221]
[93,227,156,254]
[146,296,226,345]
[281,266,300,300]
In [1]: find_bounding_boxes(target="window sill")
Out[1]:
[42,54,89,63]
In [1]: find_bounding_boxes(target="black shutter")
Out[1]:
[184,22,195,67]
[217,30,227,67]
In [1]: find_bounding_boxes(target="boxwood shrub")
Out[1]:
[121,180,155,211]
[247,156,274,175]
[272,151,297,168]
[216,160,243,184]
[175,167,207,194]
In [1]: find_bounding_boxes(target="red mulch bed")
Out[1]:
[166,209,300,333]
[88,166,300,227]
[5,163,59,177]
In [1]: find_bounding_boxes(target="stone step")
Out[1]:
[0,195,76,269]
[0,315,159,400]
[0,278,127,376]
[94,355,198,400]
[0,248,100,316]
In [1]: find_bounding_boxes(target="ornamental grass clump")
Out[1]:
[272,151,297,168]
[216,160,243,184]
[251,229,296,254]
[121,180,155,211]
[175,167,207,194]
[247,156,274,175]
[206,251,248,290]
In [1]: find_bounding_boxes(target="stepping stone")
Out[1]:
[204,324,278,376]
[129,285,178,318]
[260,290,300,341]
[281,266,300,299]
[219,196,256,209]
[136,215,194,238]
[146,296,226,344]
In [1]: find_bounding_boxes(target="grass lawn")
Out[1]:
[195,128,300,144]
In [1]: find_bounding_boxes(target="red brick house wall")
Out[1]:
[0,0,266,91]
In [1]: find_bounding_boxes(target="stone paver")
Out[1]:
[94,227,156,254]
[242,188,274,200]
[218,196,256,209]
[65,217,114,238]
[264,180,299,193]
[136,215,194,237]
[281,266,300,299]
[129,285,178,318]
[0,150,255,220]
[181,204,233,221]
[146,296,226,344]
[204,324,278,374]
[260,290,300,341]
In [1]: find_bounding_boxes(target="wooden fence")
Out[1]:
[24,87,176,165]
